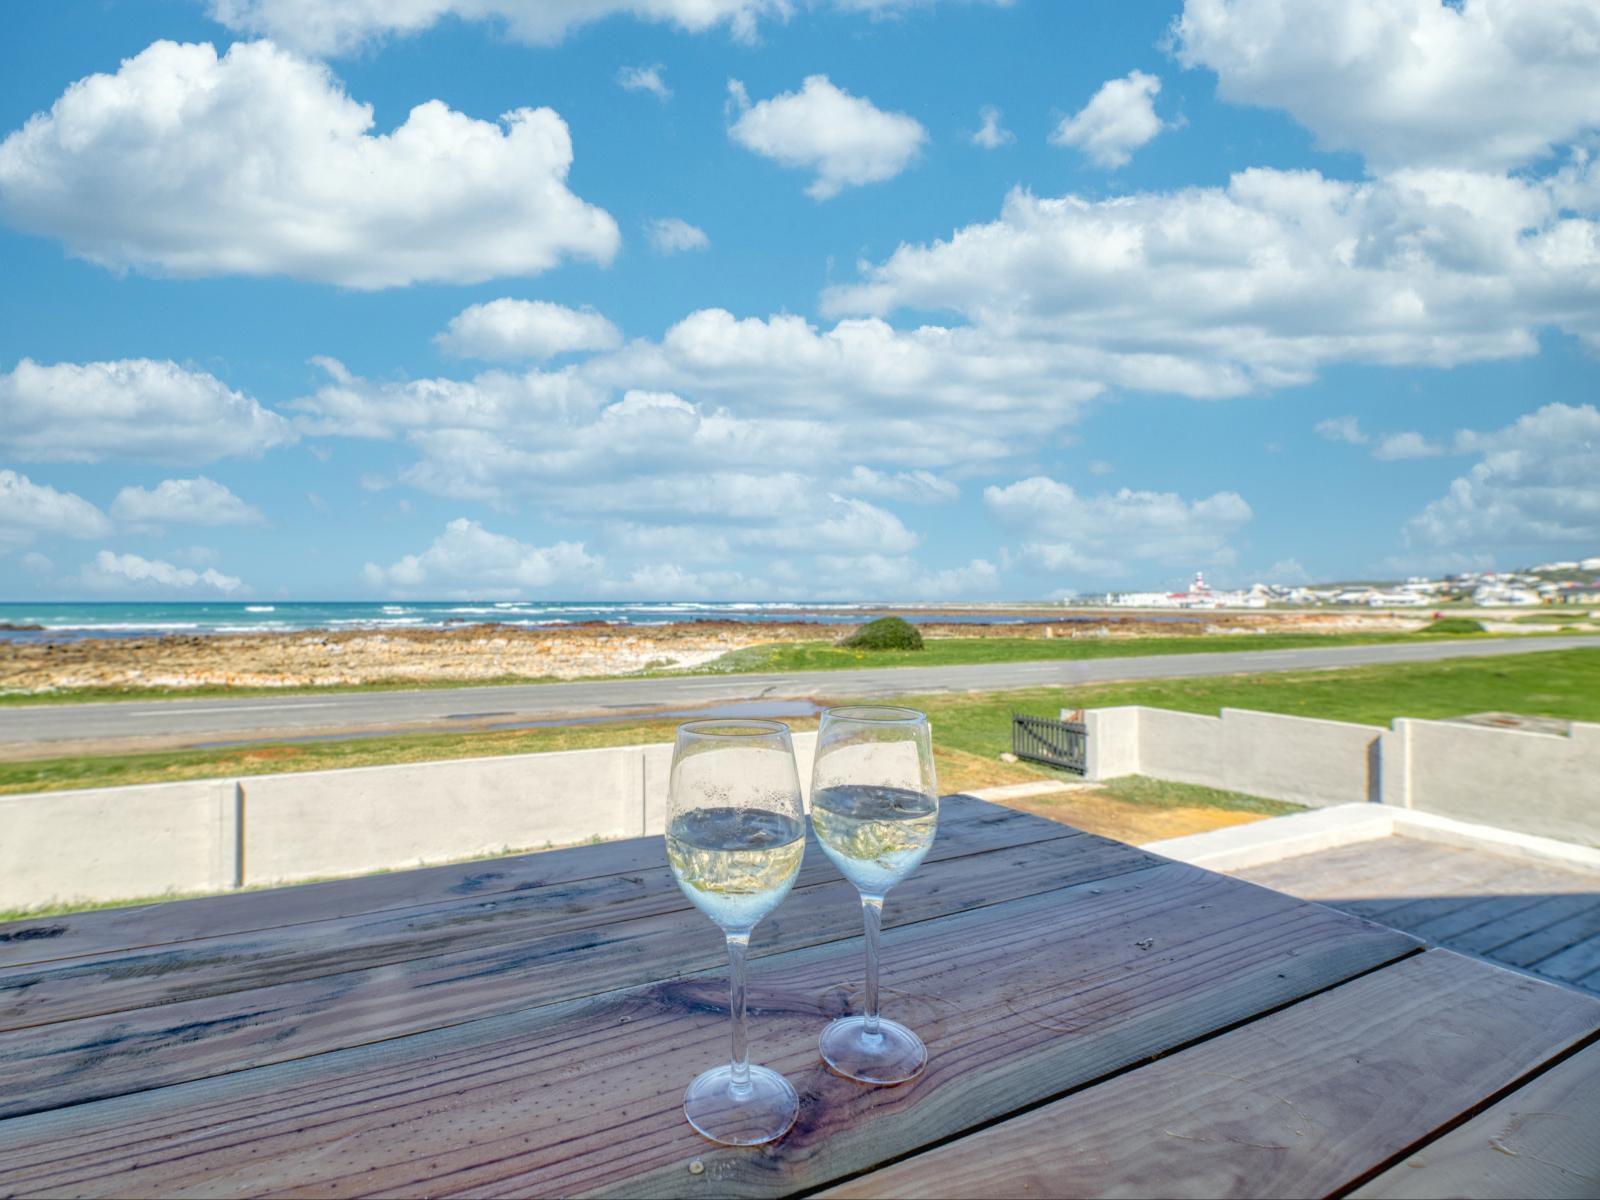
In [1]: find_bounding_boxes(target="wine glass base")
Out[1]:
[819,1015,927,1085]
[682,1063,799,1146]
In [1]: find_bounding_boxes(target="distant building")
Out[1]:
[1472,583,1540,606]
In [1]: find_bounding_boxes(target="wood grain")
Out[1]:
[0,793,1063,970]
[0,795,1072,1031]
[0,863,1416,1199]
[0,828,1156,1118]
[1350,1043,1600,1199]
[822,950,1600,1200]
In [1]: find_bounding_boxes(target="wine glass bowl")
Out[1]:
[810,705,939,1085]
[666,719,806,1146]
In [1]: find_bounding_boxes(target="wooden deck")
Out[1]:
[1231,835,1600,998]
[0,796,1596,1197]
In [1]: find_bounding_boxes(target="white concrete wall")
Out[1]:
[1135,708,1228,790]
[242,746,645,886]
[0,731,822,908]
[1079,705,1597,845]
[1081,707,1141,780]
[1399,719,1600,846]
[0,779,238,910]
[1217,708,1381,809]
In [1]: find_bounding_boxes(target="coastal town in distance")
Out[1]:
[1093,556,1600,611]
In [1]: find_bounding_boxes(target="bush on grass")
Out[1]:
[840,616,924,651]
[1419,616,1485,635]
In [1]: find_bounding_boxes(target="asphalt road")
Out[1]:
[1,635,1594,751]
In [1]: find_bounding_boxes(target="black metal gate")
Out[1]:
[1011,713,1087,774]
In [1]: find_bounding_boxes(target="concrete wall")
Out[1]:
[0,732,819,908]
[1078,705,1597,846]
[1217,708,1381,809]
[1083,706,1380,810]
[1082,707,1141,781]
[0,779,239,910]
[1395,719,1600,845]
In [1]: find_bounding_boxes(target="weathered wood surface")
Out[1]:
[0,862,1418,1199]
[0,824,1156,1118]
[1233,837,1600,901]
[822,950,1600,1200]
[0,794,1060,970]
[0,795,1068,1030]
[1228,835,1600,998]
[1351,1043,1600,1199]
[0,827,673,969]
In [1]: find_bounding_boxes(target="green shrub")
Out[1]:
[840,616,924,651]
[1419,617,1485,635]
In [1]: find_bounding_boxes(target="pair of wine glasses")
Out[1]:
[665,705,939,1146]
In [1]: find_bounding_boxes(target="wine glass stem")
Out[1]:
[860,894,885,1036]
[725,930,753,1096]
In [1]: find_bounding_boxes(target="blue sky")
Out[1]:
[1,0,1597,601]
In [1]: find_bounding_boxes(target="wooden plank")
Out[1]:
[0,793,1066,969]
[0,863,1418,1199]
[1338,895,1483,929]
[1401,894,1556,944]
[1446,895,1599,957]
[1535,930,1600,983]
[0,796,1074,1031]
[0,831,1157,1119]
[1350,1044,1600,1199]
[823,951,1600,1200]
[1502,903,1600,970]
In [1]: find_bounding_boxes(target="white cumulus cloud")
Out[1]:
[1372,431,1448,461]
[1050,70,1168,168]
[1,359,295,464]
[1315,417,1368,446]
[823,167,1600,390]
[841,466,958,503]
[1403,403,1600,553]
[728,75,927,199]
[617,64,671,101]
[1173,0,1600,172]
[985,475,1253,581]
[0,40,619,289]
[646,217,711,254]
[84,550,245,593]
[204,0,1008,56]
[435,300,623,362]
[0,470,111,550]
[743,495,918,555]
[362,518,602,598]
[110,477,264,528]
[970,105,1014,149]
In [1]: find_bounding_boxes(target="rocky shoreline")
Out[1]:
[0,611,1422,694]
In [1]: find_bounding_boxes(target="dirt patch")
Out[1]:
[991,787,1269,844]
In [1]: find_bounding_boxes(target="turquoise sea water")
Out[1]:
[0,600,1062,641]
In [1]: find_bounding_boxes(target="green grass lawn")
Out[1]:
[688,629,1467,674]
[4,647,1595,797]
[909,646,1600,762]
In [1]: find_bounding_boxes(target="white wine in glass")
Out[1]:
[811,705,939,1085]
[666,719,806,1145]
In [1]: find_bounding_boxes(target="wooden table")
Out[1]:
[1,794,1596,1198]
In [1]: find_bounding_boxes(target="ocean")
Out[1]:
[0,600,1061,641]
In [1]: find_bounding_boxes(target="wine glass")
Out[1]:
[810,705,939,1084]
[666,719,807,1145]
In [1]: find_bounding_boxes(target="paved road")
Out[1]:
[2,635,1593,750]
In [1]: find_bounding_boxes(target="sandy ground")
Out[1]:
[0,609,1427,694]
[984,783,1269,843]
